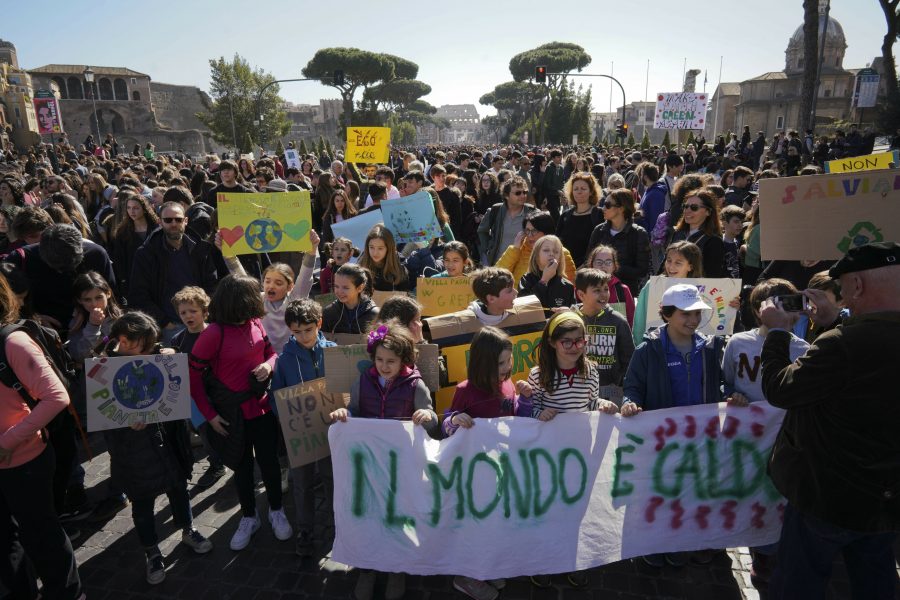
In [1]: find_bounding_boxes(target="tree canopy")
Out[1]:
[197,54,290,152]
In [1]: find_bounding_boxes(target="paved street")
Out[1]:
[70,436,898,600]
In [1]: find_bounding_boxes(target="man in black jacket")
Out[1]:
[129,202,223,344]
[759,242,900,600]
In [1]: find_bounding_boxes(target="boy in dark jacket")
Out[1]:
[271,299,336,557]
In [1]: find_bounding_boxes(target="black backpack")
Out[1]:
[0,319,82,442]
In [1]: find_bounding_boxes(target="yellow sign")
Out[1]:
[824,150,898,174]
[435,330,543,414]
[416,277,476,317]
[217,191,313,257]
[346,127,390,163]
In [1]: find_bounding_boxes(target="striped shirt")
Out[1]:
[527,363,600,417]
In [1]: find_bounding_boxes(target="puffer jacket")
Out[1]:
[321,298,379,335]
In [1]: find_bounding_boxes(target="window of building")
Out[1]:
[824,89,832,98]
[776,115,784,130]
[132,91,141,101]
[131,78,137,85]
[113,79,128,101]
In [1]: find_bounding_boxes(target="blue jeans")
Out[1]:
[770,503,898,600]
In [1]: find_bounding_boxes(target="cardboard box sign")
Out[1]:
[824,150,898,174]
[371,290,412,308]
[217,191,313,257]
[758,171,900,261]
[424,295,546,346]
[324,344,441,394]
[416,276,476,317]
[272,378,348,468]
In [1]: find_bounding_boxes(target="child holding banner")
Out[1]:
[442,326,531,600]
[330,322,437,600]
[270,299,337,558]
[100,312,212,585]
[517,311,618,588]
[358,225,410,292]
[621,284,726,568]
[321,264,379,335]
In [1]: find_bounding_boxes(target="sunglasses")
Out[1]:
[682,203,705,212]
[162,217,184,224]
[524,228,540,237]
[602,201,619,209]
[510,191,527,196]
[557,338,587,350]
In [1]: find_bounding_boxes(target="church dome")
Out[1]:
[0,39,15,50]
[788,14,846,50]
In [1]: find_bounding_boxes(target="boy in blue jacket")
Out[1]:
[620,284,726,569]
[271,298,336,558]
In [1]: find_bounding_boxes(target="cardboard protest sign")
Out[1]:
[33,95,63,134]
[272,378,347,468]
[824,150,898,174]
[217,191,313,257]
[329,210,384,255]
[371,290,411,308]
[323,333,368,346]
[380,191,443,244]
[284,148,301,170]
[330,402,786,578]
[416,276,475,317]
[758,171,900,260]
[324,344,440,394]
[426,296,546,414]
[346,127,390,163]
[85,354,191,432]
[653,92,708,130]
[644,277,740,338]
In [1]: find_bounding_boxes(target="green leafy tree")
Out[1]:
[877,0,900,132]
[317,135,327,157]
[197,54,290,153]
[509,42,592,143]
[627,131,636,146]
[302,48,396,129]
[386,114,418,145]
[686,131,695,146]
[324,138,334,157]
[641,129,651,150]
[275,139,285,156]
[241,131,254,154]
[482,115,508,143]
[573,84,593,144]
[662,131,671,148]
[299,139,309,156]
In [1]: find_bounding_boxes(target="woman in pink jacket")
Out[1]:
[0,275,83,599]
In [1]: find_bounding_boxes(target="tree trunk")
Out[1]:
[799,0,819,132]
[880,0,900,101]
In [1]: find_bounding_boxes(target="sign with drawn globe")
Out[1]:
[85,354,191,432]
[217,191,314,257]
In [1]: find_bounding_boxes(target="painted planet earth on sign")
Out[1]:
[113,360,165,410]
[245,218,283,251]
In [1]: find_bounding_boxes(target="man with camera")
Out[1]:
[758,242,900,599]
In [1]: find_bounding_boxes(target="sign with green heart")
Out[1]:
[217,191,313,256]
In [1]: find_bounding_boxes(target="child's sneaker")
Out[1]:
[385,572,406,600]
[268,508,293,541]
[229,513,260,551]
[181,528,213,554]
[453,576,498,600]
[145,549,165,585]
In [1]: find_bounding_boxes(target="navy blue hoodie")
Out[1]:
[271,331,336,391]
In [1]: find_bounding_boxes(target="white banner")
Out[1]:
[654,92,709,130]
[330,403,785,578]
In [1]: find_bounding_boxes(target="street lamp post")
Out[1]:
[82,67,102,145]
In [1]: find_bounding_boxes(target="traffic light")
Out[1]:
[622,123,629,138]
[535,65,547,83]
[615,124,624,138]
[333,70,345,86]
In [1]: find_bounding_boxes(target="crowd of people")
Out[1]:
[0,125,896,600]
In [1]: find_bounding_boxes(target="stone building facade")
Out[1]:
[28,62,224,155]
[0,39,40,151]
[705,4,887,139]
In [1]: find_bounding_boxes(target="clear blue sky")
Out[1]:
[4,0,887,116]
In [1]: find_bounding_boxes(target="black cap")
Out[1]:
[829,242,900,278]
